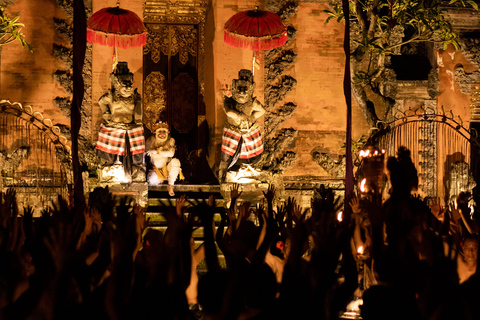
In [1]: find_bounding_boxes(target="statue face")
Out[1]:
[112,75,134,98]
[155,128,169,143]
[232,79,255,104]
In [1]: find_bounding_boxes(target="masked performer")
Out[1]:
[146,121,183,196]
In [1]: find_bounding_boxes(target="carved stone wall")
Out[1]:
[53,0,96,174]
[418,102,437,197]
[256,2,299,178]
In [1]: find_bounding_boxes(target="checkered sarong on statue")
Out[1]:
[221,124,263,159]
[96,124,145,156]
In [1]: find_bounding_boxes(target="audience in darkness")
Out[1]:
[0,146,478,320]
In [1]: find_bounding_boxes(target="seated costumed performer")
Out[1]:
[146,121,183,196]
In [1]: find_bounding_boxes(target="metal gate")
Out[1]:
[0,101,71,212]
[369,106,477,204]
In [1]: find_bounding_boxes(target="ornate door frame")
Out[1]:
[143,0,209,182]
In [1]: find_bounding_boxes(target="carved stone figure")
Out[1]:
[95,62,145,182]
[146,121,183,196]
[448,161,476,204]
[219,69,265,182]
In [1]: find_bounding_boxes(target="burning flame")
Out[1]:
[337,211,343,222]
[359,148,385,158]
[357,246,364,254]
[360,178,367,193]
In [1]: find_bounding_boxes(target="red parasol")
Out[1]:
[224,8,287,75]
[87,5,146,49]
[224,8,287,52]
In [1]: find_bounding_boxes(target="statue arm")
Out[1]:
[223,98,247,125]
[133,89,143,125]
[98,93,112,123]
[251,99,266,120]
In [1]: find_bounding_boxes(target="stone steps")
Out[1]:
[146,184,228,269]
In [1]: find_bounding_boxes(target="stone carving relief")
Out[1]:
[52,0,95,175]
[171,25,197,65]
[144,25,167,64]
[255,2,299,177]
[144,71,167,131]
[454,66,480,94]
[311,151,346,179]
[144,25,197,65]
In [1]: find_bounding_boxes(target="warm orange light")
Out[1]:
[360,178,367,193]
[337,211,343,222]
[357,245,364,254]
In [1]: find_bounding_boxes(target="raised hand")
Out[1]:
[4,188,16,206]
[286,197,296,229]
[349,196,361,215]
[275,204,287,230]
[263,184,276,203]
[292,201,306,225]
[255,204,266,225]
[230,183,243,202]
[428,197,444,222]
[176,194,189,217]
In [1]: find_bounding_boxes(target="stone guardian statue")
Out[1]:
[218,69,265,183]
[95,62,145,182]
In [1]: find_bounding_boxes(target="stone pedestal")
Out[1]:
[89,176,148,208]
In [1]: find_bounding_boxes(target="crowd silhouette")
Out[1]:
[0,147,478,320]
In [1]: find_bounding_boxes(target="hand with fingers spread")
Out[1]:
[275,204,287,231]
[230,183,243,204]
[4,188,16,207]
[429,197,444,222]
[76,206,95,251]
[176,194,189,217]
[349,196,361,215]
[285,197,297,230]
[255,204,266,226]
[263,184,276,204]
[43,217,74,272]
[292,201,306,225]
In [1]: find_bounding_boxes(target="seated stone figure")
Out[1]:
[95,62,145,182]
[219,69,265,182]
[146,121,183,196]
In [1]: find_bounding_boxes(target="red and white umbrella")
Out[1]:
[224,8,287,75]
[87,2,146,68]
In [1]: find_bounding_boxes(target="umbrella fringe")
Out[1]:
[224,31,287,51]
[87,29,147,49]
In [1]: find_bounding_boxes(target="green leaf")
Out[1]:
[467,0,479,10]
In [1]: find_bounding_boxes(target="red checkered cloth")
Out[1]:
[221,125,263,159]
[96,124,145,156]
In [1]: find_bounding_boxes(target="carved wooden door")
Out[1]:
[143,23,211,183]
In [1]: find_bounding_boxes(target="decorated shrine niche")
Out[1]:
[143,1,217,185]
